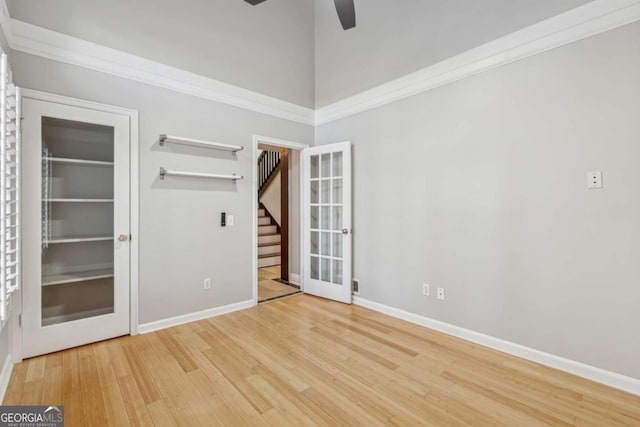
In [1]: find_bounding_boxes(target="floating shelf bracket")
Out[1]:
[159,134,243,152]
[159,167,243,181]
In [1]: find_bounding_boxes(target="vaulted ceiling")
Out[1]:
[8,0,593,108]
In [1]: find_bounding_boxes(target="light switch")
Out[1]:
[587,171,602,189]
[227,214,235,226]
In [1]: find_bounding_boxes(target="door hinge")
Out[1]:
[18,313,22,328]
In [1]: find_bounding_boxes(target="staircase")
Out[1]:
[257,204,281,268]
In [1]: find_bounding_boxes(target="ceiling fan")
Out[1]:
[244,0,356,30]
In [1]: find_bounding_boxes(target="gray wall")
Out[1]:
[316,22,640,379]
[314,0,591,107]
[12,51,313,324]
[8,0,315,108]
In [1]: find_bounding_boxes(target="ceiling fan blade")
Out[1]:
[334,0,356,30]
[245,0,267,5]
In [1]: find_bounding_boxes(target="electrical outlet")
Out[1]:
[587,171,602,189]
[203,278,211,290]
[352,279,360,295]
[437,288,445,301]
[422,284,430,296]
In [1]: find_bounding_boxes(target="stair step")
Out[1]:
[258,225,277,235]
[258,252,281,259]
[258,217,272,226]
[258,208,266,217]
[258,255,281,268]
[258,244,281,256]
[258,234,280,245]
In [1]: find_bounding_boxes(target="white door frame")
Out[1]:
[252,135,309,305]
[12,89,139,362]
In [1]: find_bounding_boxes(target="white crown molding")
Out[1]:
[0,0,11,48]
[7,19,315,125]
[353,296,640,397]
[1,1,639,126]
[315,0,640,125]
[0,352,13,403]
[138,299,255,334]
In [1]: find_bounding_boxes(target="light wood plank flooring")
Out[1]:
[4,294,640,426]
[258,266,299,302]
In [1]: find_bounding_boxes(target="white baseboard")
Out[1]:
[138,299,255,334]
[353,296,640,397]
[0,353,13,404]
[288,273,301,286]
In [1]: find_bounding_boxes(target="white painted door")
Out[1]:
[302,141,352,303]
[22,97,130,357]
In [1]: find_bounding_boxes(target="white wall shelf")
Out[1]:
[159,134,243,152]
[159,167,243,181]
[42,157,114,167]
[43,198,114,203]
[42,268,114,286]
[47,235,113,244]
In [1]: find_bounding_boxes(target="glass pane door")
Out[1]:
[22,96,131,358]
[303,141,351,304]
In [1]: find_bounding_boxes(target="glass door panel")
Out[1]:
[41,118,115,326]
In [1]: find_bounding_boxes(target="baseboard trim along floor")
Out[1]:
[353,296,640,396]
[138,299,255,334]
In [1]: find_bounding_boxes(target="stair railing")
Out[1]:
[258,150,281,194]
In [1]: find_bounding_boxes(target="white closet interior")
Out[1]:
[40,117,115,326]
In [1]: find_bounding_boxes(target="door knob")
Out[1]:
[342,228,350,234]
[118,234,129,242]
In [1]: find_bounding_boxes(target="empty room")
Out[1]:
[0,0,639,425]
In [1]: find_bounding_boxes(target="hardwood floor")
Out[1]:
[4,294,640,426]
[257,265,280,281]
[258,266,299,302]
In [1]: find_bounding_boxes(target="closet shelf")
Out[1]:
[47,235,114,244]
[43,198,114,203]
[42,307,114,327]
[42,268,114,286]
[42,157,114,167]
[159,134,243,152]
[159,167,243,181]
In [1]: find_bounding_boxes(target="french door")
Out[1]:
[302,141,352,303]
[22,97,131,357]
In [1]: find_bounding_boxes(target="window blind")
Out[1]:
[0,52,20,325]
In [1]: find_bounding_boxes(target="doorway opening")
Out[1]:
[256,144,299,302]
[253,136,308,304]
